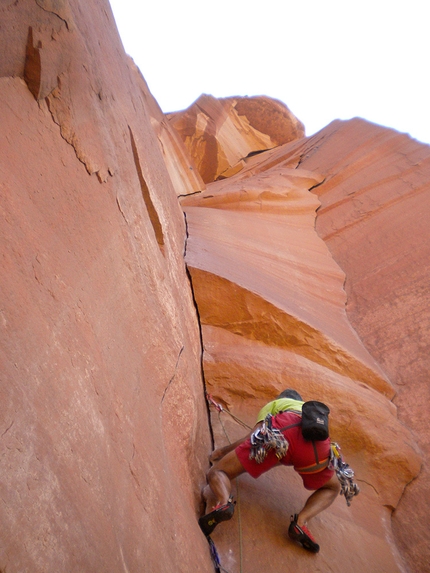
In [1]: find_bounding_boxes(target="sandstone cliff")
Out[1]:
[1,1,211,571]
[1,2,429,573]
[179,113,428,573]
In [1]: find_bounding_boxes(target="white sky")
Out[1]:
[109,0,430,145]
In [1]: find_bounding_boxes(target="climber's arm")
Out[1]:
[209,422,262,464]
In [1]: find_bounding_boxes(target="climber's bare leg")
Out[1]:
[203,450,245,513]
[297,473,340,526]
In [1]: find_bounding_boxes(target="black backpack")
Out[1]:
[280,400,330,441]
[301,401,330,441]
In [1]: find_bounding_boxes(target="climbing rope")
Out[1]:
[207,537,233,573]
[207,394,252,430]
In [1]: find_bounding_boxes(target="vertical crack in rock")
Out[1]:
[128,126,165,255]
[115,196,129,224]
[161,346,184,404]
[182,212,215,447]
[391,464,424,515]
[1,421,14,438]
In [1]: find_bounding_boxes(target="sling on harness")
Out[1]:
[249,414,289,463]
[329,442,360,506]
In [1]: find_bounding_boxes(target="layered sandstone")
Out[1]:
[2,1,429,572]
[168,94,305,183]
[294,121,430,573]
[181,113,428,572]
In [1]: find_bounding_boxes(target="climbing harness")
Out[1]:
[249,413,289,463]
[294,439,330,474]
[329,442,360,506]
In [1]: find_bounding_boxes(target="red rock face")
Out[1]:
[2,1,429,573]
[0,1,212,571]
[181,116,428,571]
[294,119,430,573]
[169,94,305,183]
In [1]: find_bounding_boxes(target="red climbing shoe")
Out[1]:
[288,514,320,553]
[199,499,235,536]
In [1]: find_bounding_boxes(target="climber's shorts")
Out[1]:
[299,466,334,490]
[235,411,334,491]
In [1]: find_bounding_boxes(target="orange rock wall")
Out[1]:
[0,2,212,572]
[294,120,430,573]
[181,115,428,571]
[169,94,305,183]
[2,1,429,573]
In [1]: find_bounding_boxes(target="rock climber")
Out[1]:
[199,389,340,553]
